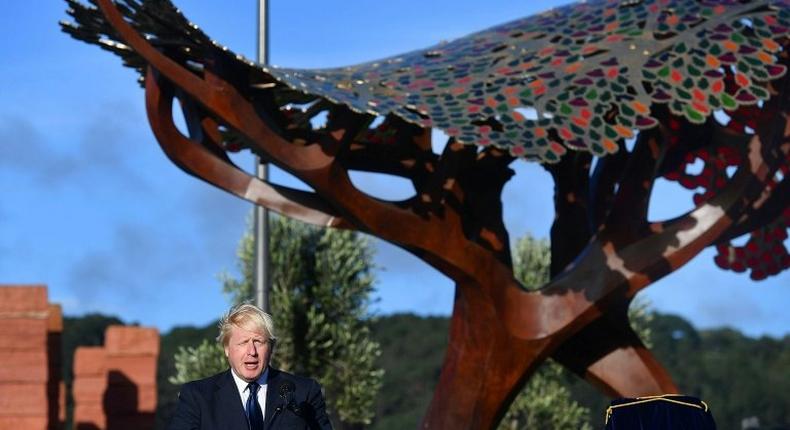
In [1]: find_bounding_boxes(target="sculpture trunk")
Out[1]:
[423,234,687,429]
[552,301,678,397]
[422,280,549,429]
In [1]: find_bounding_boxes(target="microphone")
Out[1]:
[278,380,300,414]
[279,380,295,397]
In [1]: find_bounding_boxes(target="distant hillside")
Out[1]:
[61,313,789,430]
[647,315,789,430]
[366,312,790,430]
[369,314,450,430]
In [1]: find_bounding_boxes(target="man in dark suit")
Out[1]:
[168,303,333,430]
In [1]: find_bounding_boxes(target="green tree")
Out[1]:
[169,339,226,386]
[172,216,383,429]
[500,361,594,430]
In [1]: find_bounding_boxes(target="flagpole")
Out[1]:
[254,0,271,312]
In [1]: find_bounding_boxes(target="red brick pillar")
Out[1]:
[73,347,107,430]
[103,326,159,430]
[47,304,65,430]
[72,326,160,430]
[0,285,50,430]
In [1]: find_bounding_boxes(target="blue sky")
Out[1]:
[0,0,787,337]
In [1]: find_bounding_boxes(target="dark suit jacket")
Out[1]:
[168,368,333,430]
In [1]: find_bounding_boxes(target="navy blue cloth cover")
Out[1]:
[605,395,716,430]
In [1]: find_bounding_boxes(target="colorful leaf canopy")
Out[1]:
[63,0,790,162]
[267,0,790,162]
[61,0,790,281]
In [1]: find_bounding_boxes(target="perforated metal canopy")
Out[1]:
[267,0,790,161]
[63,0,790,162]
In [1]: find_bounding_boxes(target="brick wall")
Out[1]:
[47,304,65,430]
[73,347,107,430]
[0,285,59,430]
[72,326,159,430]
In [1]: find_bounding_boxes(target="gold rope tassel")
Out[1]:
[605,394,709,424]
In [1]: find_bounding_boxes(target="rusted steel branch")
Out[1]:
[145,69,348,228]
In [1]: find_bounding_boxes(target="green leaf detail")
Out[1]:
[685,105,705,123]
[688,65,702,77]
[721,93,737,110]
[751,86,768,99]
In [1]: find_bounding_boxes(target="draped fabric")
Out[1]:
[605,395,716,430]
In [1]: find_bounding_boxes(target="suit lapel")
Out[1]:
[214,370,250,430]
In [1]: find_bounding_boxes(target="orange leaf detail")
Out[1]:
[565,62,582,74]
[551,141,567,155]
[723,40,738,52]
[758,51,773,64]
[572,116,589,128]
[603,138,618,153]
[735,72,750,88]
[632,101,649,115]
[615,125,634,138]
[692,101,709,115]
[705,54,720,68]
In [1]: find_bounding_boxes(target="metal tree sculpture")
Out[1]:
[62,0,790,428]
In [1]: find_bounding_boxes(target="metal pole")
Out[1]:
[254,0,271,311]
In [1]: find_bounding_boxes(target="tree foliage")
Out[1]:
[500,361,594,430]
[169,339,226,386]
[512,233,552,290]
[172,216,383,428]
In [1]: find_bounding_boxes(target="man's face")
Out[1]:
[224,324,272,382]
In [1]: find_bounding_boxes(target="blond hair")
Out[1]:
[217,303,277,347]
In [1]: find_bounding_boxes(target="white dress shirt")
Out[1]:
[230,367,269,419]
